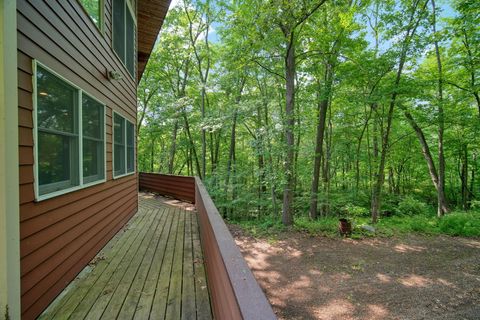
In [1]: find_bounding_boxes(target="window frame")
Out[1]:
[112,110,136,179]
[77,0,105,34]
[111,0,137,80]
[82,92,107,185]
[33,61,107,202]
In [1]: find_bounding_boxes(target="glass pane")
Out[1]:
[113,0,125,61]
[127,146,134,173]
[114,113,125,144]
[126,10,135,76]
[114,113,126,176]
[37,66,77,133]
[38,131,79,194]
[82,95,103,139]
[126,121,134,147]
[114,144,125,175]
[83,138,104,182]
[79,0,101,28]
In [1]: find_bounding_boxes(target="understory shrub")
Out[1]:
[396,196,429,216]
[294,216,339,236]
[438,211,480,237]
[343,204,369,217]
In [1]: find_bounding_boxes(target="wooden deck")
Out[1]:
[39,193,212,320]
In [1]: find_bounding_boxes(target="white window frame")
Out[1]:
[112,110,136,179]
[77,0,105,33]
[33,61,107,202]
[111,0,137,79]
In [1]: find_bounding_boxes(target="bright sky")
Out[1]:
[169,0,181,9]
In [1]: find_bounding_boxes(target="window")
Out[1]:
[113,112,135,177]
[83,94,105,183]
[34,62,106,200]
[79,0,103,30]
[113,0,136,77]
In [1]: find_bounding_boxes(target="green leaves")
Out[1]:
[138,0,480,224]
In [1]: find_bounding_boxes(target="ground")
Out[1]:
[228,226,480,320]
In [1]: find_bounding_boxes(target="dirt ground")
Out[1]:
[229,226,480,320]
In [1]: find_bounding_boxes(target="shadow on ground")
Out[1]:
[229,226,480,320]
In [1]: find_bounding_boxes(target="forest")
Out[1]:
[137,0,480,236]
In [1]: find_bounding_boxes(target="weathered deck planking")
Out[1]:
[40,194,212,319]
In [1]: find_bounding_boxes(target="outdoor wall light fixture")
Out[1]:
[107,70,123,81]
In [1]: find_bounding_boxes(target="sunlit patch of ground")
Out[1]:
[229,225,480,320]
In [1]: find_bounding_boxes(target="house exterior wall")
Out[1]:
[17,0,138,318]
[0,0,21,319]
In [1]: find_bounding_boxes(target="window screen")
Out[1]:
[114,113,126,176]
[113,0,125,62]
[82,94,105,184]
[36,66,80,195]
[126,120,135,173]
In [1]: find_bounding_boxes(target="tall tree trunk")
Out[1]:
[309,61,334,219]
[225,79,245,217]
[401,107,440,188]
[432,0,448,216]
[371,0,426,223]
[182,111,202,179]
[321,115,333,216]
[168,120,179,174]
[282,32,296,226]
[150,136,155,172]
[461,144,469,210]
[355,105,372,193]
[201,87,207,178]
[225,110,237,199]
[471,153,476,200]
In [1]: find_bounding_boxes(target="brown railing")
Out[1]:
[139,172,276,320]
[139,172,195,202]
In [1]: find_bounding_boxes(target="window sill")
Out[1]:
[113,171,136,180]
[35,178,107,202]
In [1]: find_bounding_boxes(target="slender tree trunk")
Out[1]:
[201,87,207,178]
[461,144,469,210]
[168,120,179,174]
[150,137,155,172]
[282,33,296,226]
[471,153,477,199]
[371,0,426,223]
[401,108,439,187]
[182,111,202,179]
[355,106,372,193]
[225,79,245,217]
[321,116,333,216]
[309,66,333,219]
[432,0,448,216]
[225,110,237,197]
[263,88,278,217]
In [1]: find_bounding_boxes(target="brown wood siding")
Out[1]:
[17,0,138,318]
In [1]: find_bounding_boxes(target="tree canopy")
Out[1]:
[138,0,480,226]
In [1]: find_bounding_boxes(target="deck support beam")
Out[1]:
[0,0,20,318]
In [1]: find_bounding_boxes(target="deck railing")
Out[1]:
[139,172,276,320]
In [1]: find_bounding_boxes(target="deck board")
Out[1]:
[40,194,212,320]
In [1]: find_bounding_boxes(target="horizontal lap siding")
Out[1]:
[17,0,138,318]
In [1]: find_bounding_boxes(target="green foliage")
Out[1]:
[294,216,340,237]
[139,0,480,229]
[395,196,430,216]
[438,211,480,237]
[343,204,370,218]
[231,216,285,237]
[234,210,480,238]
[377,214,439,235]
